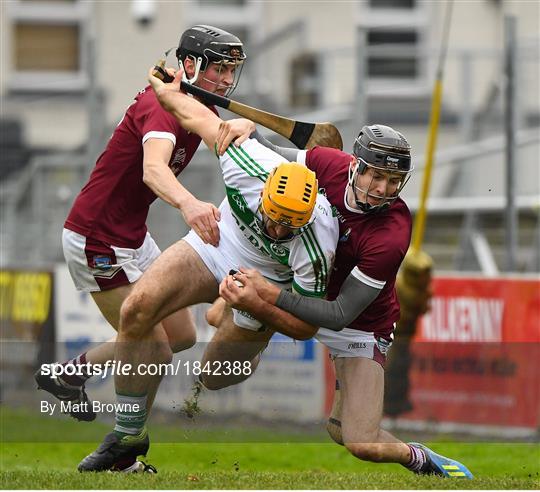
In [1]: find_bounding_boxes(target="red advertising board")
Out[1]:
[418,276,539,343]
[405,276,540,429]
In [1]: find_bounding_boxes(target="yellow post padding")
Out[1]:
[396,248,433,329]
[412,79,444,252]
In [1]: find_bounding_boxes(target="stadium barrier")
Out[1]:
[384,275,540,436]
[0,269,55,395]
[3,265,538,433]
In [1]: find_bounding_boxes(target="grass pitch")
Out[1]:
[1,407,539,489]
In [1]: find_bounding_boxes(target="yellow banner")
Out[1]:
[0,271,52,323]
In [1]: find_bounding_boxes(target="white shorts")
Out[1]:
[62,228,161,292]
[183,229,290,331]
[316,327,394,367]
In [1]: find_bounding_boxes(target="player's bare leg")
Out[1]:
[82,286,133,366]
[162,308,197,352]
[145,309,197,411]
[78,240,218,472]
[205,297,229,328]
[336,357,410,463]
[92,284,134,330]
[326,378,344,445]
[200,313,273,390]
[115,239,217,395]
[114,240,215,418]
[88,285,197,363]
[328,356,473,478]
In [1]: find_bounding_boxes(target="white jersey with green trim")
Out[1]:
[217,138,338,297]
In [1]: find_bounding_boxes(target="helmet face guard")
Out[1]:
[349,125,413,214]
[176,25,246,97]
[257,213,310,244]
[259,163,318,243]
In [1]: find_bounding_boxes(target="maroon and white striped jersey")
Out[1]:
[65,86,214,249]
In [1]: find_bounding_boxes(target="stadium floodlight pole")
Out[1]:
[411,0,454,253]
[504,14,518,272]
[354,23,368,133]
[85,26,99,176]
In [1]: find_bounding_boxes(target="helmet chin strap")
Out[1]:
[200,76,231,91]
[179,57,203,85]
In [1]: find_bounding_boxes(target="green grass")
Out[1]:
[0,406,326,443]
[1,407,539,489]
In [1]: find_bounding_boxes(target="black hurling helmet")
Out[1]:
[176,25,246,97]
[349,124,413,213]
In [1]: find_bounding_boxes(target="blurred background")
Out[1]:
[1,0,539,441]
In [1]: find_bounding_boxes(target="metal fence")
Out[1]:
[1,40,539,272]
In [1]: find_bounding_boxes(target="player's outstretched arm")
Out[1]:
[148,67,221,151]
[219,274,318,340]
[233,268,381,331]
[275,271,381,330]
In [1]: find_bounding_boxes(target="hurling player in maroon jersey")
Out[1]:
[217,125,472,479]
[74,66,326,474]
[34,25,253,465]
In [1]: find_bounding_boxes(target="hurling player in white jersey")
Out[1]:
[184,138,338,330]
[77,68,338,473]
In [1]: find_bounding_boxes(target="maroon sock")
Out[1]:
[60,352,92,387]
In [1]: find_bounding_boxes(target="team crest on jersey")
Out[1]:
[91,255,112,270]
[375,336,392,355]
[90,255,122,279]
[339,227,351,242]
[170,147,186,174]
[232,193,247,213]
[269,243,288,258]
